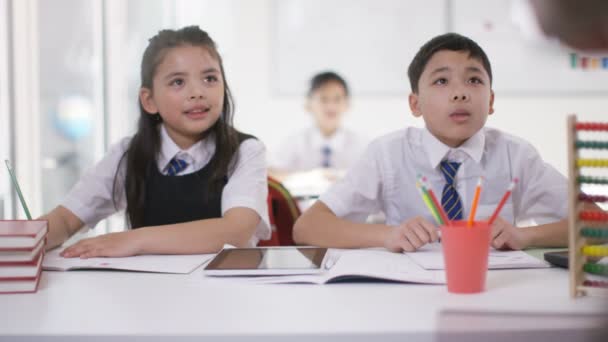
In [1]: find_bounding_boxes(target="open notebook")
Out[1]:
[43,249,215,274]
[206,249,446,284]
[406,243,550,270]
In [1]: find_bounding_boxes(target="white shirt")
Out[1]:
[62,125,271,246]
[320,126,568,227]
[271,126,368,172]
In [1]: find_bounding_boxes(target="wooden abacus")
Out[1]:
[567,115,608,298]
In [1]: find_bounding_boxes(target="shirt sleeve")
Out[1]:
[319,141,383,222]
[61,137,130,228]
[222,138,271,245]
[511,141,568,225]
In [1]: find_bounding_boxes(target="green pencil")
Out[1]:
[5,160,32,220]
[416,179,443,225]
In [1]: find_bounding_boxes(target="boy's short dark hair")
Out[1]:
[308,71,350,97]
[407,33,492,93]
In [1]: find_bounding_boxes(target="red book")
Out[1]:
[0,250,43,279]
[0,238,45,262]
[0,265,42,294]
[0,220,48,250]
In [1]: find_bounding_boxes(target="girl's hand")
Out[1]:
[490,217,529,250]
[60,231,141,258]
[384,216,439,253]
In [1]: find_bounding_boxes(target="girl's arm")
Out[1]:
[41,206,85,250]
[45,138,130,251]
[60,207,260,257]
[61,138,268,258]
[133,207,260,254]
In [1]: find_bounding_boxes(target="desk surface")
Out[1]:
[1,256,607,341]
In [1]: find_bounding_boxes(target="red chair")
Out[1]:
[258,176,301,246]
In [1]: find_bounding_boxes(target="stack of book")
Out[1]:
[0,220,47,294]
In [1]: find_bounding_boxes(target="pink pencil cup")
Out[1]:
[441,220,491,294]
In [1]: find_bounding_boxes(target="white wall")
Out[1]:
[211,0,607,177]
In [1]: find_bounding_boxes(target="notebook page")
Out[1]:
[406,243,550,270]
[43,248,214,274]
[231,249,446,284]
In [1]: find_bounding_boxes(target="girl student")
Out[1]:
[43,26,270,258]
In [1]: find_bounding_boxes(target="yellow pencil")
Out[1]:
[416,179,443,225]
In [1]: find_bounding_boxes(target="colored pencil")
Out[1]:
[467,177,483,227]
[416,179,443,225]
[5,160,32,220]
[421,176,451,225]
[488,178,519,225]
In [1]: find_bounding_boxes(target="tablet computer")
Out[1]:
[544,250,569,268]
[204,246,328,275]
[544,250,601,269]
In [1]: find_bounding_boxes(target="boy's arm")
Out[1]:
[41,205,85,250]
[519,219,568,248]
[493,202,603,249]
[493,217,568,250]
[293,201,391,248]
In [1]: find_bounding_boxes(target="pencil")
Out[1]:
[421,176,451,226]
[416,179,443,225]
[488,178,519,226]
[467,177,483,227]
[4,160,32,220]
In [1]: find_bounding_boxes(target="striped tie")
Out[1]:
[440,160,463,220]
[166,157,188,176]
[321,145,332,168]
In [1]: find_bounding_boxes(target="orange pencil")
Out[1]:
[467,177,483,227]
[488,178,519,226]
[421,176,451,226]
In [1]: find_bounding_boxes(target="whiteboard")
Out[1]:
[451,0,608,94]
[272,0,608,96]
[272,0,447,95]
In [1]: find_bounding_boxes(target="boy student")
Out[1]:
[269,71,367,182]
[294,33,569,253]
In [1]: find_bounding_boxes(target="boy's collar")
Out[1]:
[310,126,345,148]
[422,127,485,168]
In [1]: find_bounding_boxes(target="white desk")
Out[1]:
[1,264,606,341]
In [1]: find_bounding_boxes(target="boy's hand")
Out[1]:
[60,231,140,258]
[384,216,439,253]
[490,217,529,250]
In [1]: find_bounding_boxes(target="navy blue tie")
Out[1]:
[440,160,463,220]
[166,157,188,176]
[321,145,332,168]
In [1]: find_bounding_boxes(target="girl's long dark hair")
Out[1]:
[113,26,239,228]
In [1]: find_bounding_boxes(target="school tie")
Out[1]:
[321,145,332,168]
[440,160,464,221]
[166,157,188,176]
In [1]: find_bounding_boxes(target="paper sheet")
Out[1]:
[43,248,214,274]
[406,243,550,270]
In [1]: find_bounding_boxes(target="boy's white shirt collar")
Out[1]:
[422,127,485,168]
[157,124,212,171]
[310,126,346,150]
